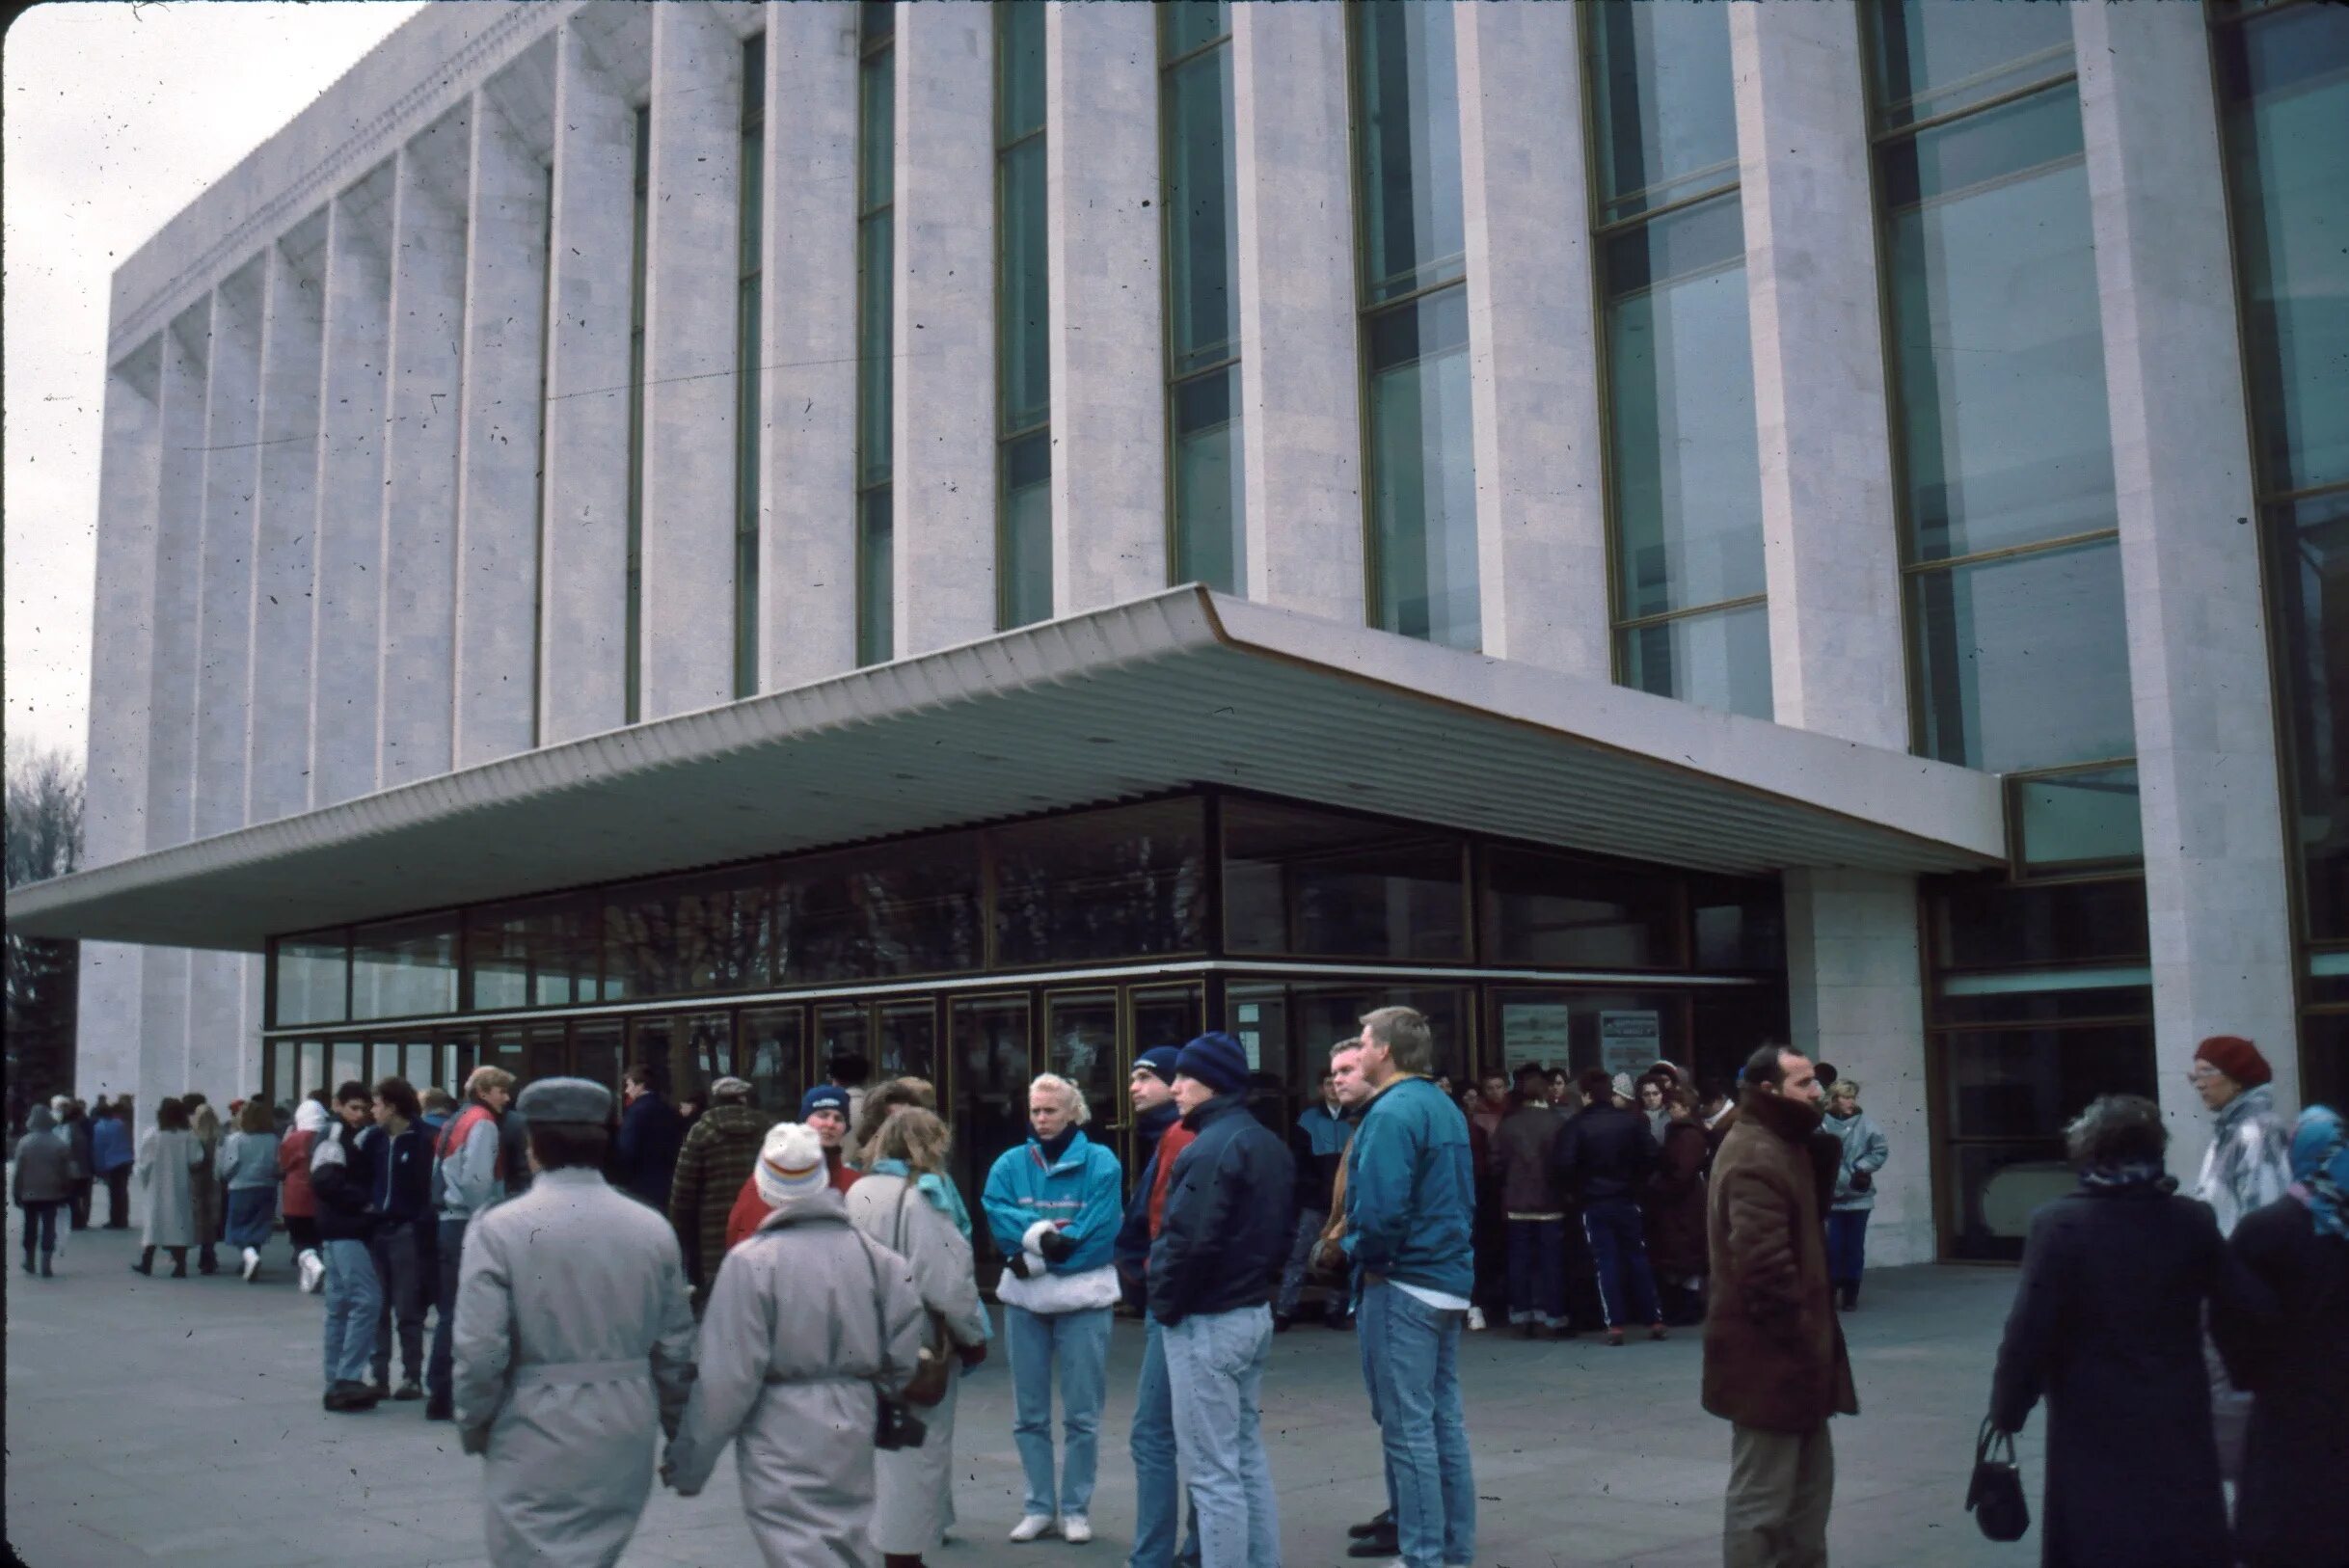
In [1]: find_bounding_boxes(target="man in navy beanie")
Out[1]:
[1119,1040,1204,1568]
[1148,1032,1295,1568]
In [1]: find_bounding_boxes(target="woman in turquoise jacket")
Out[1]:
[980,1073,1123,1546]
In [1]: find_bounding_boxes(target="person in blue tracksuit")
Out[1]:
[982,1072,1123,1546]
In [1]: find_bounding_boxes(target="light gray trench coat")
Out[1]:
[666,1190,929,1568]
[845,1174,993,1556]
[136,1127,202,1248]
[451,1166,697,1568]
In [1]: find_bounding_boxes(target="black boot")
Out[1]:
[1841,1281,1860,1311]
[20,1254,33,1276]
[169,1250,189,1279]
[40,1255,54,1278]
[130,1247,155,1276]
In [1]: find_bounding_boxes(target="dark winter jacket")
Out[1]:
[1342,1076,1475,1301]
[1291,1102,1350,1213]
[615,1091,688,1211]
[1701,1089,1857,1433]
[1148,1094,1295,1327]
[64,1115,94,1185]
[12,1120,76,1205]
[370,1122,435,1229]
[1988,1180,2235,1568]
[91,1114,135,1176]
[1554,1100,1657,1203]
[310,1119,378,1243]
[667,1101,773,1288]
[1489,1103,1567,1215]
[1645,1119,1710,1278]
[2213,1195,2349,1568]
[1134,1100,1181,1196]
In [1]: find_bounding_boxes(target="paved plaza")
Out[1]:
[5,1211,2044,1567]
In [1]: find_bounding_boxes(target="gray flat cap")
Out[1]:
[710,1076,753,1100]
[515,1076,612,1127]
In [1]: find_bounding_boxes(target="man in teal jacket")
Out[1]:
[1343,1005,1476,1568]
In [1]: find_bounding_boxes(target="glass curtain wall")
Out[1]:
[2213,0,2349,1107]
[1161,2,1245,594]
[857,4,897,665]
[1350,3,1480,652]
[996,3,1051,630]
[1584,0,1768,718]
[1867,3,2135,784]
[734,37,766,697]
[624,104,652,724]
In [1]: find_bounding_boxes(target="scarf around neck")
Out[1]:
[2080,1158,2175,1194]
[867,1156,973,1240]
[2288,1105,2346,1241]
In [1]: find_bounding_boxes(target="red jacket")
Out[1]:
[722,1149,858,1252]
[278,1129,318,1218]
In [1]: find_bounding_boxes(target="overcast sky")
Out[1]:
[3,0,427,770]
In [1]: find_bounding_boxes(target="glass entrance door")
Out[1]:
[740,1006,806,1116]
[952,993,1033,1257]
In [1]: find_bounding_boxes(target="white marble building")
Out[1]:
[21,0,2345,1267]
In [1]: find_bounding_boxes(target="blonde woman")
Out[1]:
[979,1074,1123,1545]
[188,1099,224,1274]
[848,1108,992,1568]
[1823,1079,1888,1310]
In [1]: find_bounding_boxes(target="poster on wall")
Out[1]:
[1499,1002,1573,1070]
[1599,1010,1662,1079]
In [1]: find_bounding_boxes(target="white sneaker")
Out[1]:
[241,1246,261,1282]
[1008,1513,1056,1543]
[297,1249,324,1294]
[1467,1305,1488,1332]
[1060,1515,1093,1545]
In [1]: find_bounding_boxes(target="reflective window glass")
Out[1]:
[741,1008,804,1118]
[2012,765,2143,872]
[1869,0,2075,131]
[1690,879,1787,972]
[1931,876,2149,970]
[1352,0,1466,302]
[1487,985,1688,1084]
[1172,365,1245,593]
[1618,600,1773,722]
[2268,491,2349,937]
[1044,990,1120,1133]
[352,914,458,1020]
[299,1041,327,1102]
[275,932,348,1026]
[993,798,1208,966]
[999,430,1052,630]
[1366,285,1480,652]
[1160,0,1228,63]
[778,834,983,983]
[858,488,894,666]
[996,0,1045,143]
[1228,981,1471,1097]
[997,136,1050,437]
[1224,800,1467,960]
[1131,984,1205,1059]
[952,995,1031,1238]
[468,895,599,1011]
[1483,848,1682,969]
[605,869,775,1000]
[1604,194,1765,620]
[857,213,893,490]
[574,1018,624,1097]
[856,25,895,667]
[330,1040,367,1094]
[861,1,893,47]
[1585,0,1740,223]
[1163,36,1238,372]
[1908,536,2134,772]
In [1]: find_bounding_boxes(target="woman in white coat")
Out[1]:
[131,1097,203,1277]
[666,1122,930,1568]
[846,1110,992,1568]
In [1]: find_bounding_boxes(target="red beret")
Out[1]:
[2194,1035,2271,1090]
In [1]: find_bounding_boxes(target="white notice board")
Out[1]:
[1598,1010,1661,1079]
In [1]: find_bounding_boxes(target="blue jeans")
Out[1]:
[1132,1316,1202,1568]
[429,1216,467,1403]
[1163,1306,1280,1568]
[1581,1197,1661,1330]
[1826,1208,1870,1286]
[1359,1281,1474,1568]
[1505,1218,1566,1326]
[320,1238,383,1387]
[1005,1303,1113,1518]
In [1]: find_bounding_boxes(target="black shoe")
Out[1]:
[170,1259,189,1279]
[1271,1312,1294,1334]
[1347,1509,1393,1540]
[392,1379,423,1401]
[40,1257,54,1278]
[20,1257,33,1276]
[325,1381,378,1413]
[424,1395,453,1421]
[1345,1532,1400,1558]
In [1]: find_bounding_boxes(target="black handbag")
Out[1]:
[1967,1419,2030,1543]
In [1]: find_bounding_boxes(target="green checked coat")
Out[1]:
[666,1101,774,1289]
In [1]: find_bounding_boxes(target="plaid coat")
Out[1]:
[667,1102,774,1288]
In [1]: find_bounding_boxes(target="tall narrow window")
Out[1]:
[2215,1,2349,999]
[734,35,766,698]
[1584,1,1768,718]
[1160,2,1243,593]
[1351,2,1480,651]
[856,2,896,666]
[996,1,1051,630]
[1866,3,2133,774]
[530,163,553,746]
[624,103,651,724]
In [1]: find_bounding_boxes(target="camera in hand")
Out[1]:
[876,1396,928,1451]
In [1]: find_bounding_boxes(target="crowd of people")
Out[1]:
[12,1020,2343,1568]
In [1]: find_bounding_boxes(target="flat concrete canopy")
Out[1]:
[9,587,2005,954]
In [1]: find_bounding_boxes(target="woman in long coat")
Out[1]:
[133,1098,204,1276]
[846,1110,992,1568]
[2214,1104,2349,1568]
[666,1122,929,1567]
[1644,1086,1710,1325]
[1987,1095,2238,1568]
[216,1099,283,1282]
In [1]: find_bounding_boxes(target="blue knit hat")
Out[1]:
[1133,1045,1184,1087]
[1175,1032,1251,1096]
[799,1084,851,1121]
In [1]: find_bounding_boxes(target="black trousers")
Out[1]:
[370,1224,429,1384]
[68,1178,93,1230]
[103,1167,132,1228]
[427,1215,467,1404]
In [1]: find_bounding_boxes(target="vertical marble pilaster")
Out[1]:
[2073,1,2298,1172]
[192,265,263,842]
[1457,0,1608,676]
[892,1,997,653]
[764,5,861,688]
[1046,0,1163,614]
[1230,1,1363,626]
[1731,2,1906,748]
[248,227,327,825]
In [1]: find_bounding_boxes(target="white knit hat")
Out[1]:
[754,1122,828,1207]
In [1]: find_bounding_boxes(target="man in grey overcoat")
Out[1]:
[451,1077,698,1568]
